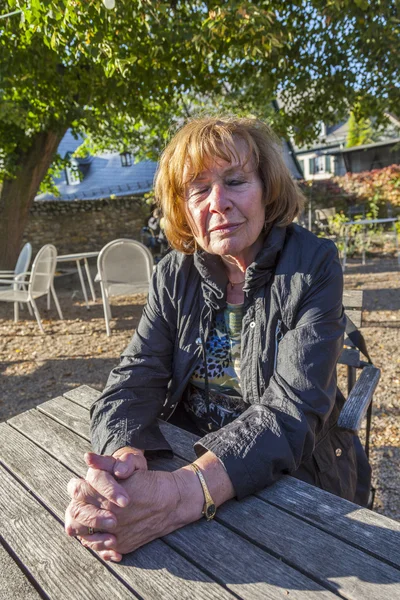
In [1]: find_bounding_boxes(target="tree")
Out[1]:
[346,111,374,147]
[0,0,398,267]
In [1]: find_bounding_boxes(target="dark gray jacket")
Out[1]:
[91,224,370,505]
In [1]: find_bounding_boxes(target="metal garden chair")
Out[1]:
[0,242,33,319]
[0,244,63,333]
[96,238,153,336]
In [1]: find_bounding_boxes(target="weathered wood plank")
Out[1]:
[257,476,400,569]
[0,544,42,600]
[159,420,198,462]
[0,424,338,600]
[48,386,400,580]
[338,347,361,367]
[345,309,362,328]
[165,519,337,600]
[0,466,135,600]
[158,419,400,574]
[217,496,400,600]
[25,384,400,598]
[38,396,90,439]
[39,391,200,463]
[63,384,100,409]
[343,290,363,310]
[8,409,90,477]
[1,422,76,510]
[0,424,237,600]
[338,366,381,432]
[0,425,333,600]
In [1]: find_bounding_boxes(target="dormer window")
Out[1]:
[65,152,81,185]
[318,122,327,138]
[120,151,132,167]
[65,165,81,185]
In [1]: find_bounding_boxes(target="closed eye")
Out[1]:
[190,187,209,197]
[226,179,246,186]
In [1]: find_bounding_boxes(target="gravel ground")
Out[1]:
[0,262,399,520]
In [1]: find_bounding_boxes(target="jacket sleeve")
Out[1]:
[194,241,346,499]
[90,267,175,457]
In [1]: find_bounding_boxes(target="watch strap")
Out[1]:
[190,463,216,521]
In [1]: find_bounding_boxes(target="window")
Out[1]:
[315,156,325,173]
[65,165,81,186]
[309,155,332,175]
[298,159,305,177]
[120,151,132,167]
[325,155,331,172]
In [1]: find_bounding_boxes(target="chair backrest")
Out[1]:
[29,244,58,297]
[97,239,153,295]
[14,242,32,276]
[343,289,363,328]
[315,207,336,222]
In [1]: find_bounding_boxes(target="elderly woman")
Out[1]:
[65,116,370,562]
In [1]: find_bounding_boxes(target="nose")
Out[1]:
[208,182,232,214]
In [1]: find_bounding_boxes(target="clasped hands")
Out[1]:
[64,447,203,562]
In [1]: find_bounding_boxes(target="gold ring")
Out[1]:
[88,527,94,535]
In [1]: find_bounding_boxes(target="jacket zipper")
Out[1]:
[274,319,283,372]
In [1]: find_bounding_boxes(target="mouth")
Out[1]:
[209,222,244,234]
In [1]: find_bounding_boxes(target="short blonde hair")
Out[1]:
[154,116,304,254]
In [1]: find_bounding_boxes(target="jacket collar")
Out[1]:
[194,224,287,309]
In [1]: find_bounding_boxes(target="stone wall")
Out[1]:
[24,196,149,257]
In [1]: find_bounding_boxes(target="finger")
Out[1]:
[113,452,146,478]
[85,452,116,473]
[99,550,123,562]
[65,501,117,537]
[86,467,129,507]
[67,478,103,507]
[78,532,117,552]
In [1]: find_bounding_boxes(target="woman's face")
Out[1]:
[184,140,265,263]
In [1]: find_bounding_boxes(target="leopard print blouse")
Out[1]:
[184,303,248,434]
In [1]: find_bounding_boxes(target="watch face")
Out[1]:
[206,504,216,519]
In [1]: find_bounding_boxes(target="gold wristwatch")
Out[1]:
[190,463,216,521]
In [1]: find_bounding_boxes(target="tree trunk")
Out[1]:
[0,128,67,269]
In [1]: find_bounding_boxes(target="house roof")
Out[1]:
[36,128,302,202]
[36,154,157,201]
[295,115,400,156]
[282,140,304,179]
[329,137,400,155]
[295,121,349,154]
[36,131,157,201]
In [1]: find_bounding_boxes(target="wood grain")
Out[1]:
[343,290,363,310]
[0,423,72,510]
[344,309,362,328]
[8,409,90,477]
[338,366,381,432]
[257,476,400,569]
[159,419,198,462]
[0,424,237,600]
[338,347,361,367]
[38,395,90,439]
[0,466,135,600]
[1,422,326,600]
[0,544,42,600]
[2,410,340,599]
[28,385,400,600]
[217,496,400,600]
[63,385,100,409]
[165,517,337,600]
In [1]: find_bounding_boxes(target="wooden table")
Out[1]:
[1,385,399,600]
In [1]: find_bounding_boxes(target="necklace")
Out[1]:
[228,278,246,290]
